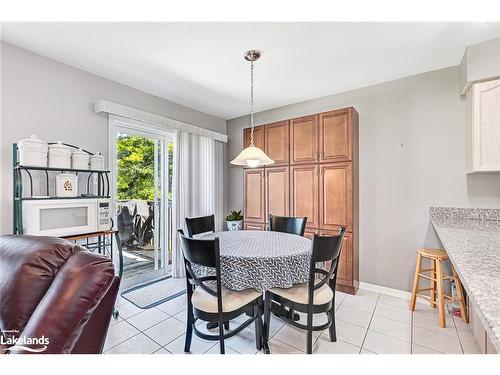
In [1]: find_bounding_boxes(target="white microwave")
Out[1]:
[22,198,111,237]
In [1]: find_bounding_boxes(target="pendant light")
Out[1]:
[231,50,274,168]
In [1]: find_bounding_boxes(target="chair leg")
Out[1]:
[224,321,230,330]
[409,253,422,311]
[306,310,313,354]
[435,259,446,328]
[328,305,337,342]
[263,292,271,354]
[218,320,225,354]
[254,303,263,350]
[430,259,436,308]
[184,307,194,352]
[452,266,468,323]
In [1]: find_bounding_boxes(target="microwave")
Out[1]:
[22,198,111,237]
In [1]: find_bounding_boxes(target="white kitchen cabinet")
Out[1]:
[466,78,500,173]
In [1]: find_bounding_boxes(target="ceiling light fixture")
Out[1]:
[230,50,274,168]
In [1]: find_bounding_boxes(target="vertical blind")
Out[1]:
[171,131,224,277]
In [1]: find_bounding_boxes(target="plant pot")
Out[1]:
[226,220,243,231]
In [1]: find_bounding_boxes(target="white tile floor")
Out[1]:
[105,289,481,354]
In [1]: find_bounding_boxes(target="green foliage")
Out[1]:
[225,210,243,221]
[117,135,173,201]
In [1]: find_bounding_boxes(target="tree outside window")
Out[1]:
[117,135,173,201]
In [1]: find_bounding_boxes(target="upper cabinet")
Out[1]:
[265,120,289,165]
[290,115,319,164]
[319,108,353,163]
[466,78,500,173]
[243,125,265,152]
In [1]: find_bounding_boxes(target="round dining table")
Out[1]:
[200,230,312,292]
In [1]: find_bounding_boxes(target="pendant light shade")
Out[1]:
[230,145,275,168]
[230,49,274,168]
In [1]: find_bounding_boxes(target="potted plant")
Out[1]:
[225,210,243,231]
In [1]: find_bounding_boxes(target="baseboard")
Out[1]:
[359,281,412,300]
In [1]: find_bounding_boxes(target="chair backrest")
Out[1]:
[185,214,215,237]
[268,214,307,237]
[177,230,223,312]
[307,226,347,304]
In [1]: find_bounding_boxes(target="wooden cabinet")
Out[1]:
[265,121,289,165]
[244,222,266,231]
[243,169,265,223]
[337,232,353,290]
[303,228,318,240]
[242,106,359,294]
[320,230,357,294]
[466,78,500,173]
[243,125,265,151]
[319,163,353,231]
[265,166,289,218]
[290,164,319,229]
[469,300,499,354]
[290,115,319,164]
[319,108,353,162]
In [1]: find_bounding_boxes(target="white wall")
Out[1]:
[0,42,226,235]
[226,65,500,292]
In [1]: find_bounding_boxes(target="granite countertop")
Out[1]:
[430,207,500,352]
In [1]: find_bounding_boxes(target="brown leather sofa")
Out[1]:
[0,235,120,354]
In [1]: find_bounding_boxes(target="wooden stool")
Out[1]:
[409,248,468,328]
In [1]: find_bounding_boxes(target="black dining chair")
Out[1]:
[263,226,346,354]
[185,214,215,237]
[268,214,307,237]
[177,229,264,354]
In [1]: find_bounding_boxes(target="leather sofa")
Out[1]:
[0,235,120,354]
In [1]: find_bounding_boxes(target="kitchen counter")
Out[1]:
[430,207,500,352]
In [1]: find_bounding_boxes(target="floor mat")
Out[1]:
[121,276,186,309]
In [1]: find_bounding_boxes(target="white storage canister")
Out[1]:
[18,135,48,167]
[48,141,71,169]
[90,153,105,170]
[72,148,90,170]
[55,173,78,197]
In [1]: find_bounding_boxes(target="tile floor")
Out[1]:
[104,289,481,354]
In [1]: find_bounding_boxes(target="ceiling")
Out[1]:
[2,22,500,119]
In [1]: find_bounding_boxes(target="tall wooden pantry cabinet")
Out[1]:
[242,107,359,294]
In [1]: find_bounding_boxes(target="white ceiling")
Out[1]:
[2,22,500,119]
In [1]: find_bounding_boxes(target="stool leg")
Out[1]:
[435,259,446,328]
[430,259,436,308]
[451,266,469,323]
[409,253,422,311]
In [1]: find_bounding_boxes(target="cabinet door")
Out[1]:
[320,230,353,289]
[319,108,352,162]
[243,169,265,223]
[290,115,318,164]
[468,79,500,172]
[304,228,318,240]
[320,163,353,231]
[243,125,265,150]
[265,166,289,218]
[265,121,289,165]
[244,222,266,230]
[290,165,319,229]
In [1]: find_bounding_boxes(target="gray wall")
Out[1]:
[0,42,226,235]
[226,65,500,292]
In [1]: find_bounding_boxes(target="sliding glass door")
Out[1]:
[109,116,173,286]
